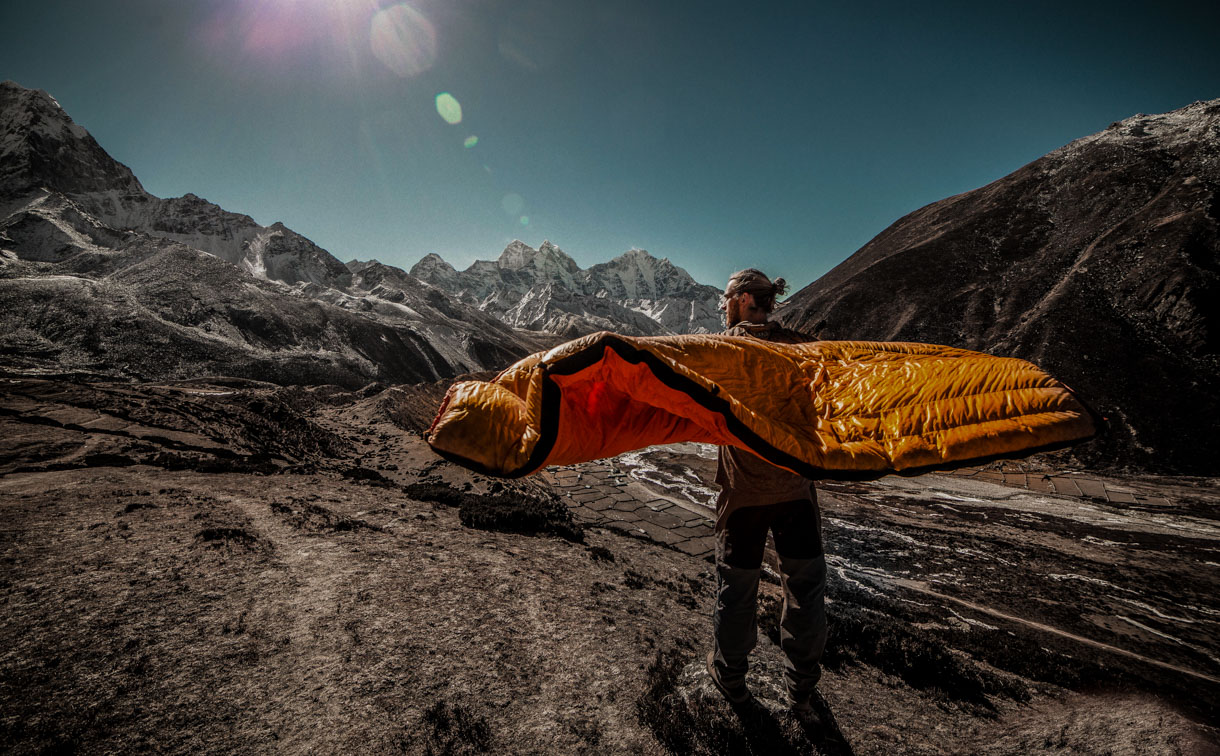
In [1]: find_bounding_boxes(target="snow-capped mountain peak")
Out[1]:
[496,239,581,276]
[411,242,724,336]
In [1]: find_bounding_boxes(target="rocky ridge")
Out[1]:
[0,80,554,386]
[779,98,1220,474]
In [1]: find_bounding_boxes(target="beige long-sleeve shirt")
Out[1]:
[713,320,816,531]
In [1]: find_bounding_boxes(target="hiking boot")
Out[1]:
[705,651,751,705]
[788,687,825,726]
[789,692,815,715]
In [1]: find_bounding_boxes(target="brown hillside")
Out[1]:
[780,100,1220,474]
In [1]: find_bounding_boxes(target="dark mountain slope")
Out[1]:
[780,100,1220,473]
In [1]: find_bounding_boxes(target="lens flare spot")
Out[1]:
[436,92,463,124]
[501,193,525,215]
[464,135,479,149]
[519,215,530,226]
[370,5,437,78]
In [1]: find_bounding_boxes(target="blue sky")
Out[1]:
[3,0,1218,291]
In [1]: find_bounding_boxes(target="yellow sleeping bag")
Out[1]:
[425,331,1096,479]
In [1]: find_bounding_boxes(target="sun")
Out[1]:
[197,0,440,79]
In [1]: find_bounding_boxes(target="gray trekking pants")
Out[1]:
[711,497,827,696]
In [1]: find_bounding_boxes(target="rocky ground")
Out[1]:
[1,376,1218,754]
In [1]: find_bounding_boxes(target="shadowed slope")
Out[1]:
[780,100,1220,473]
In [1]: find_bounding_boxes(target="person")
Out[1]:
[706,268,827,717]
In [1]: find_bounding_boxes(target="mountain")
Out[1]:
[407,241,724,336]
[778,99,1220,474]
[0,81,554,386]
